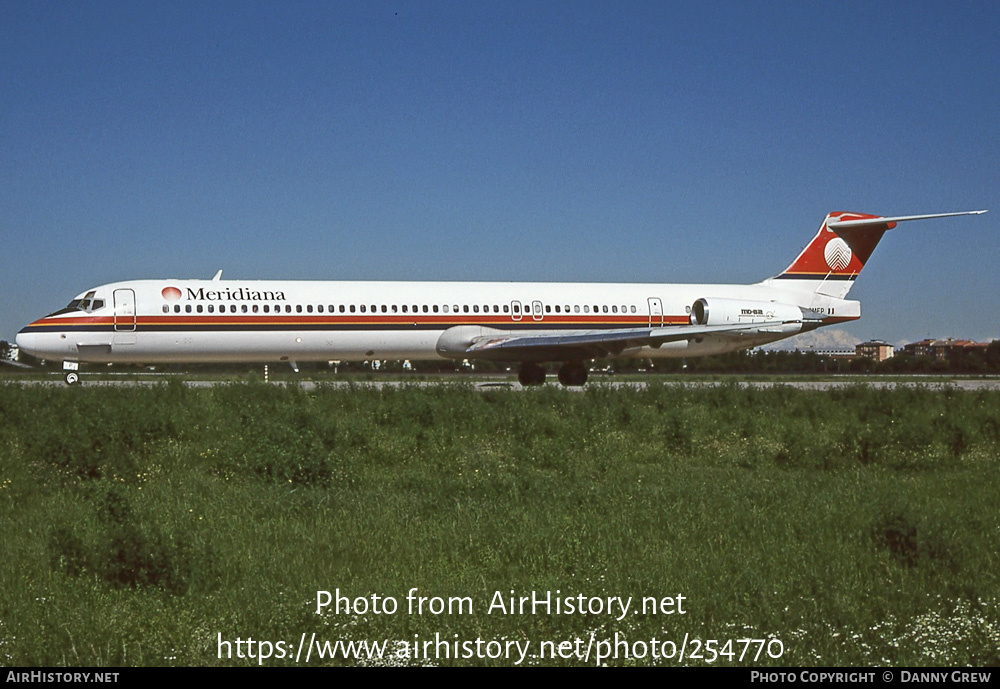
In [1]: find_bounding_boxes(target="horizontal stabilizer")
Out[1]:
[827,210,986,229]
[771,209,987,300]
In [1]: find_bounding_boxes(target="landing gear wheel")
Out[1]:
[517,363,546,386]
[557,362,588,386]
[64,371,80,386]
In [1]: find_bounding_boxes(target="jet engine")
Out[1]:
[689,298,804,326]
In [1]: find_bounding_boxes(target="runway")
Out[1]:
[8,375,1000,391]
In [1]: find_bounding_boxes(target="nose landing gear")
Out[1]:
[63,362,81,385]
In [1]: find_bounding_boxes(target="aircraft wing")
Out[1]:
[459,321,793,361]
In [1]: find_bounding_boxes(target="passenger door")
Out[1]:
[113,288,137,345]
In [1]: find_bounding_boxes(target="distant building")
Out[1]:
[903,339,937,358]
[789,347,855,360]
[855,340,894,361]
[903,338,990,361]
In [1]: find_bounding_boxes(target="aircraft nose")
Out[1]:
[15,329,35,357]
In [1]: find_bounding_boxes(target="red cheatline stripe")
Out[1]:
[28,313,692,328]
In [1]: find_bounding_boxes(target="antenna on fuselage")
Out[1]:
[212,270,223,281]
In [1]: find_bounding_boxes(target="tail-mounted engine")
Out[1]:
[689,298,804,326]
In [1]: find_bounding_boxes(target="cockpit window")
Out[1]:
[46,292,105,317]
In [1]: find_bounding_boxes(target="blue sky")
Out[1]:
[3,1,998,344]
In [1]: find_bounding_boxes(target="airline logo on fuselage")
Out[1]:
[162,286,287,301]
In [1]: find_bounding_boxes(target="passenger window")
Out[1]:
[554,305,561,313]
[185,305,192,313]
[473,305,479,313]
[433,305,439,313]
[197,305,204,313]
[307,305,313,313]
[442,305,448,313]
[162,305,169,314]
[545,306,551,313]
[242,305,248,313]
[381,305,387,313]
[360,305,366,313]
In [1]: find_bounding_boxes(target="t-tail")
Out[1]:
[764,210,987,299]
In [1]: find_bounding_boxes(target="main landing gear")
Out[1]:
[518,363,546,386]
[557,361,588,386]
[517,361,589,387]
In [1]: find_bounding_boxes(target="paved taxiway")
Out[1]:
[10,377,1000,391]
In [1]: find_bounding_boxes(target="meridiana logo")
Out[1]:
[159,285,287,301]
[824,237,852,271]
[161,286,182,301]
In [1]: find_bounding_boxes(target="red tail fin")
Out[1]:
[769,210,985,299]
[781,212,894,279]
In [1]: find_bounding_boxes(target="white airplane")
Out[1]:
[16,210,986,385]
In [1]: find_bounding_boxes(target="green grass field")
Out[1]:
[1,382,997,666]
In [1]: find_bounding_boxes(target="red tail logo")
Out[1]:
[782,212,893,277]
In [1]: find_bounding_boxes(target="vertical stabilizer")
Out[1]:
[771,212,893,299]
[766,210,985,299]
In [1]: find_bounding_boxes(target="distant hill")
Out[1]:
[760,328,860,352]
